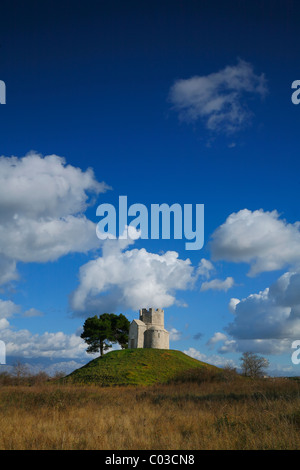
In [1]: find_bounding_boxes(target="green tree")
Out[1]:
[240,351,270,378]
[81,313,130,357]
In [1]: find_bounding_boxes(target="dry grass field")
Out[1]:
[1,369,300,450]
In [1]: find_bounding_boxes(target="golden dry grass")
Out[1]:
[1,374,300,450]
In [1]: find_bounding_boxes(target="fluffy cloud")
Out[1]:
[206,208,300,355]
[23,308,44,318]
[197,258,215,279]
[0,152,107,219]
[0,255,18,285]
[184,347,237,368]
[0,312,121,371]
[70,233,196,315]
[209,271,300,356]
[0,298,44,323]
[169,59,267,134]
[0,214,100,263]
[200,276,234,292]
[197,258,234,292]
[210,209,300,276]
[169,328,182,341]
[206,331,293,356]
[206,332,228,348]
[0,322,88,359]
[0,299,20,319]
[0,318,10,330]
[228,298,240,314]
[227,272,300,340]
[0,152,109,283]
[218,338,292,356]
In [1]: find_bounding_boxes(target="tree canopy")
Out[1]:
[81,313,130,357]
[240,351,270,378]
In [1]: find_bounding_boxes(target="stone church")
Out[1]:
[128,308,169,349]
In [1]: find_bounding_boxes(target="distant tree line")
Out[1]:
[0,361,65,386]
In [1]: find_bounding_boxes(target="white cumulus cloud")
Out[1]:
[206,332,228,348]
[70,232,196,315]
[184,347,237,368]
[169,328,182,341]
[227,272,300,341]
[208,271,300,356]
[197,258,215,279]
[0,324,88,359]
[210,209,300,276]
[169,59,267,134]
[200,276,234,292]
[0,299,20,319]
[0,152,110,283]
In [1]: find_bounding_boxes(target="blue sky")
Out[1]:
[0,0,300,376]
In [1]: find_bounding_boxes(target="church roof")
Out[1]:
[131,319,146,326]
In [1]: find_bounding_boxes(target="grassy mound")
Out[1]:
[63,349,219,386]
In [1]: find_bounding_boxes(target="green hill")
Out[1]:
[63,349,219,386]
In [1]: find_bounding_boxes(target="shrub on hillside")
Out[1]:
[169,366,238,385]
